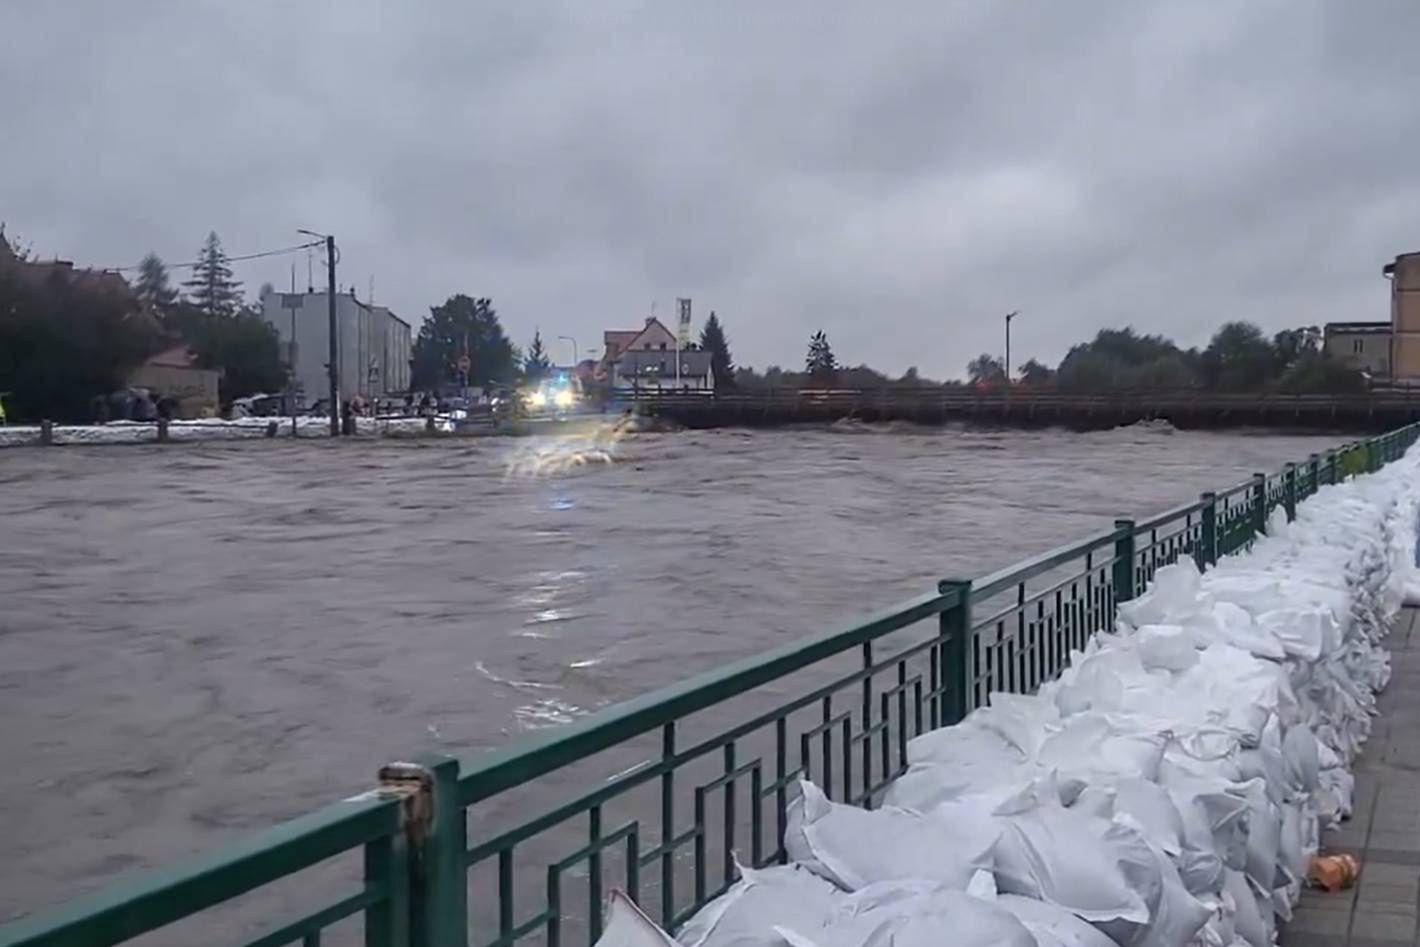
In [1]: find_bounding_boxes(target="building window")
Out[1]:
[1354,339,1364,354]
[659,342,667,350]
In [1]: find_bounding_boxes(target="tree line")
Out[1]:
[408,302,741,392]
[0,222,1374,424]
[0,230,287,421]
[964,323,1361,394]
[725,322,1366,394]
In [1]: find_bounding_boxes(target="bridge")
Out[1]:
[627,388,1420,431]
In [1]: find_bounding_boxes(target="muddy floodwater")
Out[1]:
[0,423,1341,921]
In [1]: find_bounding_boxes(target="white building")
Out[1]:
[260,289,411,404]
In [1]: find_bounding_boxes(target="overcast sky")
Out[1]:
[4,1,1418,378]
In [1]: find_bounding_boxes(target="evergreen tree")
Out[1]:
[523,330,552,382]
[134,253,178,312]
[805,330,837,382]
[699,311,735,390]
[182,231,243,317]
[410,295,517,390]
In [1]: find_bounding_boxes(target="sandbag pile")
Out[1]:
[596,453,1420,947]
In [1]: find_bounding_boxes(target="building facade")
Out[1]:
[1323,321,1391,378]
[260,289,411,404]
[128,346,221,417]
[613,349,714,391]
[1387,252,1420,383]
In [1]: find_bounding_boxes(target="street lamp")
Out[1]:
[558,335,579,368]
[1004,311,1019,384]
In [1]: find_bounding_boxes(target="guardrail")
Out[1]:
[619,387,1420,431]
[3,423,1417,947]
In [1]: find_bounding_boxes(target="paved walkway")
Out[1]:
[1287,607,1420,946]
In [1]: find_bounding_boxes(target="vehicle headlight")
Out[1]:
[527,390,547,408]
[554,389,574,408]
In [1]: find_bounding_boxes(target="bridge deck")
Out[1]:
[1287,607,1420,946]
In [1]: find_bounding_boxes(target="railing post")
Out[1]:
[1367,438,1379,473]
[1283,463,1297,522]
[937,579,973,724]
[1326,449,1338,484]
[388,754,466,947]
[1251,473,1267,538]
[1307,453,1320,497]
[1197,492,1217,570]
[1112,519,1136,603]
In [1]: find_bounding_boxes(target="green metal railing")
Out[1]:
[4,424,1418,947]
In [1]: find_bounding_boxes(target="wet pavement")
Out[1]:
[1286,607,1420,947]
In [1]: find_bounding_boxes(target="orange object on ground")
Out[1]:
[1308,853,1361,891]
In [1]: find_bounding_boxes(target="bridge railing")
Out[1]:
[4,423,1418,947]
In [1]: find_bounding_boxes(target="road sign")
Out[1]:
[280,293,304,309]
[677,297,692,344]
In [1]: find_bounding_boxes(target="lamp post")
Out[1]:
[1004,311,1018,384]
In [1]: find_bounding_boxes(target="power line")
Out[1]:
[110,240,325,273]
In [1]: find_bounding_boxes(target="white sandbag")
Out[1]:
[992,804,1150,924]
[1111,778,1187,856]
[1191,602,1286,661]
[1130,840,1214,947]
[1241,783,1281,891]
[595,892,679,947]
[1136,624,1199,672]
[1221,869,1272,947]
[972,692,1060,758]
[1281,725,1320,794]
[677,862,844,947]
[904,721,1023,768]
[1118,562,1207,629]
[782,879,1036,947]
[1254,607,1338,662]
[996,894,1118,947]
[1175,847,1226,896]
[1163,779,1250,872]
[1036,714,1167,783]
[784,781,998,891]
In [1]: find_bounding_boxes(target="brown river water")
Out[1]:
[0,423,1342,924]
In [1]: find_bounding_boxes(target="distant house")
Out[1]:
[600,317,705,389]
[128,346,221,418]
[0,234,134,299]
[613,349,714,392]
[1323,322,1391,378]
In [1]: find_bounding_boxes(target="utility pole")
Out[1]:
[326,236,338,435]
[301,230,339,435]
[1004,310,1018,385]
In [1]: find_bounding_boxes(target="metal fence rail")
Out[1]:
[3,424,1417,947]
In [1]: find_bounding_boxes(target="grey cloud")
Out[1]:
[3,0,1418,377]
